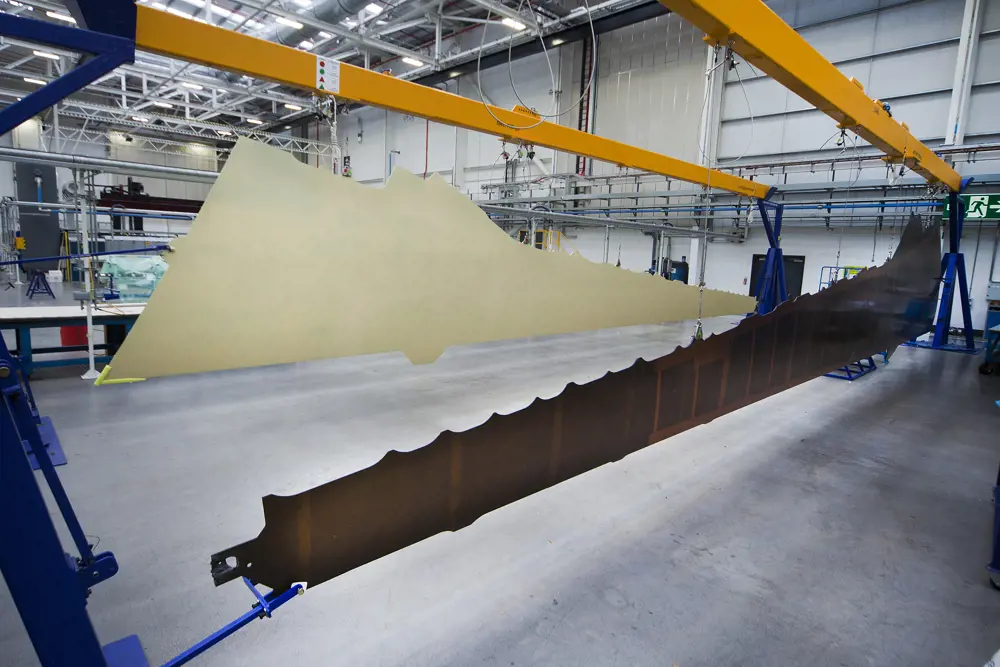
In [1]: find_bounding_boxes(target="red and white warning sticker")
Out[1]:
[316,57,340,94]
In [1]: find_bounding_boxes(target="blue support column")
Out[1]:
[0,10,136,136]
[0,336,147,666]
[906,177,977,353]
[754,194,788,316]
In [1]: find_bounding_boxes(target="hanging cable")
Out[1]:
[475,0,598,130]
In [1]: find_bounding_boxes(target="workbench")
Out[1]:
[0,304,144,374]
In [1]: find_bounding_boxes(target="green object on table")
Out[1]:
[100,254,167,302]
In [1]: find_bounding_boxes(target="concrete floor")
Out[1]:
[1,322,998,666]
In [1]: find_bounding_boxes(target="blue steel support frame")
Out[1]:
[754,192,788,316]
[906,177,977,352]
[0,336,147,667]
[0,10,136,137]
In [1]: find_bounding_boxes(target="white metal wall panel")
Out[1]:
[592,13,706,175]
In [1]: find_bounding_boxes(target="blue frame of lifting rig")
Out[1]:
[1,6,303,665]
[0,10,135,137]
[753,191,788,316]
[904,177,977,353]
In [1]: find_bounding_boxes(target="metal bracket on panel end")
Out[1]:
[210,541,258,586]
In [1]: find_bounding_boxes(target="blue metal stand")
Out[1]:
[1,336,147,667]
[754,193,788,316]
[26,269,56,299]
[825,356,879,381]
[905,178,977,353]
[0,336,68,467]
[0,9,136,136]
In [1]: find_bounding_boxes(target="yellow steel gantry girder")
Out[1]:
[661,0,962,191]
[133,6,770,198]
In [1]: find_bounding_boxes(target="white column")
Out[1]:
[945,0,982,145]
[688,234,701,286]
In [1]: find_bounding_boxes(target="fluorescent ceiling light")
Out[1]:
[299,40,314,49]
[182,82,204,90]
[284,103,303,110]
[550,38,564,45]
[340,18,357,28]
[318,31,332,38]
[365,3,382,15]
[401,57,423,66]
[23,77,45,85]
[501,17,526,30]
[247,118,263,124]
[448,71,460,78]
[32,50,59,60]
[217,130,232,136]
[284,125,291,129]
[275,16,303,29]
[132,116,149,122]
[45,10,76,23]
[375,19,387,24]
[152,101,173,108]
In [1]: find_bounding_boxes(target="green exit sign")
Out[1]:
[942,193,1000,220]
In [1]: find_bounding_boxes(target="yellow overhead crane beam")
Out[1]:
[134,6,769,199]
[661,0,962,192]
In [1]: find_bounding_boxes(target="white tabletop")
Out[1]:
[0,303,145,322]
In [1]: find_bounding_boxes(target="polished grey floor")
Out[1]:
[1,323,998,666]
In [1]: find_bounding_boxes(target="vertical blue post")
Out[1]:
[928,179,976,351]
[755,195,788,316]
[0,366,108,667]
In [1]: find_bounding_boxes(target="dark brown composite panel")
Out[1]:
[211,215,942,592]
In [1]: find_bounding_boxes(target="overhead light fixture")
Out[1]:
[152,101,173,108]
[550,38,564,46]
[275,16,303,29]
[32,50,60,60]
[247,118,263,124]
[299,40,314,49]
[401,57,423,67]
[132,116,150,122]
[23,77,46,85]
[284,125,292,129]
[217,130,232,136]
[45,10,76,23]
[501,17,526,30]
[375,19,387,24]
[449,71,460,78]
[318,31,332,39]
[284,103,303,110]
[340,18,357,28]
[365,3,383,15]
[182,82,204,90]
